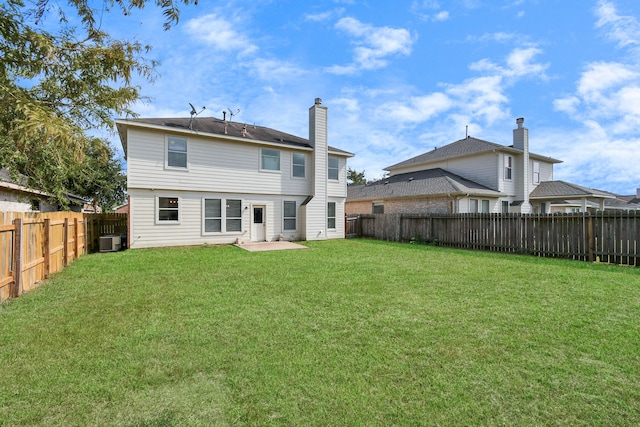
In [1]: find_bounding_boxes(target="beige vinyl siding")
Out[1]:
[126,129,311,196]
[327,156,347,198]
[500,153,517,196]
[533,160,554,186]
[326,197,346,239]
[128,189,310,248]
[305,104,329,240]
[390,152,500,190]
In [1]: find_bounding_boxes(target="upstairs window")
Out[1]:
[504,155,512,180]
[261,148,280,171]
[167,136,187,168]
[533,161,540,183]
[292,153,305,178]
[328,156,339,180]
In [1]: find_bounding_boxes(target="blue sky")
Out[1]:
[96,0,638,195]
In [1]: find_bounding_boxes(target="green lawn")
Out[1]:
[1,239,639,426]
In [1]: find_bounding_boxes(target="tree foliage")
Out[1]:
[347,168,367,185]
[0,0,196,208]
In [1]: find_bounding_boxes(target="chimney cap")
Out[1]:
[516,117,524,126]
[315,98,322,105]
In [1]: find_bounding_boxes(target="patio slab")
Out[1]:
[234,241,309,252]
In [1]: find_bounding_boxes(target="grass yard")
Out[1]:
[1,239,639,426]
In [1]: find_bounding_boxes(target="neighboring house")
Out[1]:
[618,188,640,207]
[543,184,640,213]
[347,118,632,215]
[0,168,94,212]
[113,202,129,214]
[116,98,354,249]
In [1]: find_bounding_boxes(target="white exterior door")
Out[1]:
[251,205,266,242]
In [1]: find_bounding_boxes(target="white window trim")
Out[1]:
[283,201,297,231]
[156,196,181,224]
[328,156,339,181]
[202,197,244,235]
[504,155,512,181]
[202,198,222,234]
[291,152,306,179]
[469,198,479,213]
[327,202,336,229]
[533,161,540,184]
[165,135,189,170]
[260,148,281,173]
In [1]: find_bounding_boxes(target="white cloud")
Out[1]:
[185,13,258,55]
[248,58,310,83]
[328,17,415,74]
[375,93,452,123]
[470,47,548,80]
[433,11,450,22]
[553,96,580,114]
[305,11,334,22]
[595,0,640,51]
[305,8,344,22]
[410,0,449,22]
[577,62,638,99]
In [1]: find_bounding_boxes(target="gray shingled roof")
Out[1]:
[347,168,503,201]
[530,181,615,199]
[386,136,561,170]
[552,198,640,210]
[117,117,353,156]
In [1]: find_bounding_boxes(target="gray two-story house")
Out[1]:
[347,118,623,215]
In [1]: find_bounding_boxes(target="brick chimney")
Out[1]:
[513,117,532,214]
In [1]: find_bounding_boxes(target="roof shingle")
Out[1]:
[117,117,353,156]
[347,168,503,201]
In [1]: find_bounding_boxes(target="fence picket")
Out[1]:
[354,211,639,266]
[0,212,127,303]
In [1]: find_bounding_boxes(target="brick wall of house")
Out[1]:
[345,201,373,215]
[346,197,452,215]
[386,197,451,214]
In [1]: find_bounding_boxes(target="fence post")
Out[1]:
[43,218,50,278]
[11,218,22,298]
[63,218,69,266]
[586,214,594,262]
[74,217,80,260]
[83,217,88,255]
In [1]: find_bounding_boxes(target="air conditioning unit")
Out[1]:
[99,235,122,252]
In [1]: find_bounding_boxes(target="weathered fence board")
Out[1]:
[0,212,127,303]
[353,211,640,266]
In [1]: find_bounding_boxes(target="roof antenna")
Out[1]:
[189,103,206,130]
[227,107,240,121]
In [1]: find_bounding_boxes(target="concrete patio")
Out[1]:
[234,241,309,252]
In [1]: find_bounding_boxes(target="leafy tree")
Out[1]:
[0,0,196,208]
[347,168,367,185]
[65,137,127,211]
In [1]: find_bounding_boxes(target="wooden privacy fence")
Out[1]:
[354,211,640,266]
[0,212,127,303]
